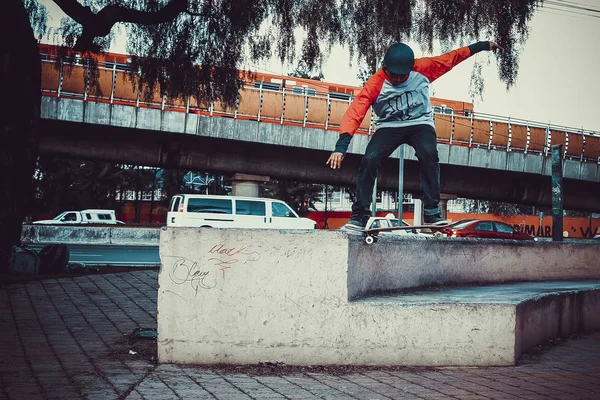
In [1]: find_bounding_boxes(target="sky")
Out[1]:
[38,0,600,132]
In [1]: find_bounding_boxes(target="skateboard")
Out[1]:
[361,224,451,244]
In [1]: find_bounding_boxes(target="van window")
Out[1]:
[187,198,232,214]
[236,200,266,216]
[272,202,296,218]
[170,196,181,212]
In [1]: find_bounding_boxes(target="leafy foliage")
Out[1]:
[23,0,47,40]
[30,158,166,219]
[462,199,535,217]
[25,0,543,106]
[262,180,323,216]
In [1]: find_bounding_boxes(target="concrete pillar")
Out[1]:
[439,194,458,220]
[414,199,423,225]
[230,173,269,197]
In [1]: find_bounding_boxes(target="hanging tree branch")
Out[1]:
[52,0,189,52]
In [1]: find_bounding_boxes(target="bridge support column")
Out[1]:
[440,194,458,220]
[230,173,269,197]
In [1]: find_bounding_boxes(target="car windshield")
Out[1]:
[451,220,477,229]
[384,218,409,227]
[53,212,67,221]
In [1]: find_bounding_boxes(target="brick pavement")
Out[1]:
[1,270,599,400]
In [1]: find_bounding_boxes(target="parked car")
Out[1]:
[365,214,425,236]
[437,219,537,241]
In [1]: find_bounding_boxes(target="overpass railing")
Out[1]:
[40,58,600,164]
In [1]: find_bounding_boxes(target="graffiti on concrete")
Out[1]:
[166,243,261,295]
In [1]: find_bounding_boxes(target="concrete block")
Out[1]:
[110,105,137,128]
[507,152,525,173]
[109,228,159,246]
[404,144,417,161]
[57,98,84,123]
[233,119,259,143]
[162,111,186,133]
[515,288,600,358]
[541,157,552,176]
[41,97,58,119]
[304,127,328,151]
[137,108,162,131]
[257,123,283,146]
[580,162,598,182]
[210,115,236,140]
[323,129,340,152]
[448,145,470,166]
[84,102,111,125]
[184,113,198,135]
[520,153,544,174]
[282,125,305,148]
[348,134,368,155]
[347,235,600,299]
[390,144,417,161]
[437,144,450,164]
[158,228,349,364]
[488,150,508,171]
[196,115,212,137]
[157,228,600,367]
[563,159,581,180]
[21,225,110,245]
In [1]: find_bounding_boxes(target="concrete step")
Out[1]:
[157,228,600,367]
[355,280,600,366]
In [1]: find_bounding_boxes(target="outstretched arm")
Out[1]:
[414,41,504,83]
[327,70,385,169]
[326,134,352,169]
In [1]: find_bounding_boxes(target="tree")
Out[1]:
[288,60,324,81]
[31,158,130,216]
[1,0,542,271]
[462,199,535,217]
[262,181,323,216]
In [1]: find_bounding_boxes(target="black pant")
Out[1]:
[351,124,440,220]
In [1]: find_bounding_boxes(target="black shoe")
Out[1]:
[423,213,448,225]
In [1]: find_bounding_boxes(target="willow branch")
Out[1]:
[52,0,188,51]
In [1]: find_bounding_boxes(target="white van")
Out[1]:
[167,194,316,230]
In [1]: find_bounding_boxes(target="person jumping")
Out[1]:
[327,40,503,231]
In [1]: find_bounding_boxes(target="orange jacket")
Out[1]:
[339,46,473,136]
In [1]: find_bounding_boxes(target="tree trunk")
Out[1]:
[1,0,41,272]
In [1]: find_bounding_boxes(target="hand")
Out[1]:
[489,42,504,53]
[326,152,345,169]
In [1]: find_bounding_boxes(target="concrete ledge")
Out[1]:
[21,225,159,246]
[356,281,600,366]
[157,228,600,366]
[21,225,110,245]
[347,234,600,299]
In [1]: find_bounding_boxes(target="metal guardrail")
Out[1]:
[40,57,600,164]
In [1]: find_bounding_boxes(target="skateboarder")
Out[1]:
[327,40,503,231]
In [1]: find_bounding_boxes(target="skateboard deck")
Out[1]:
[361,224,451,244]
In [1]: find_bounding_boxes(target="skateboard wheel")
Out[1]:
[365,235,375,245]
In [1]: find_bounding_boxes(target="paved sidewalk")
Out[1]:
[0,270,599,400]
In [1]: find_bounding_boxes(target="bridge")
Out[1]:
[37,50,600,211]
